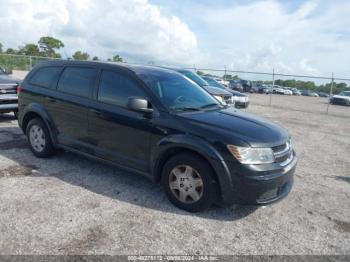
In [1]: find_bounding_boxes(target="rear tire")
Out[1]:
[26,118,55,158]
[162,153,218,212]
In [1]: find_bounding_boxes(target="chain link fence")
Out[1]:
[1,53,349,117]
[186,67,350,117]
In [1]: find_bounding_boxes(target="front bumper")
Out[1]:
[215,151,297,206]
[235,101,249,108]
[331,98,350,106]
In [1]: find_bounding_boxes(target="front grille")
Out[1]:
[0,85,17,94]
[224,96,233,104]
[0,89,16,94]
[272,141,293,165]
[0,99,18,105]
[272,143,287,153]
[259,188,278,201]
[258,182,289,203]
[275,152,292,163]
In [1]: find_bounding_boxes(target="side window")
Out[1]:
[29,67,63,89]
[57,67,97,98]
[98,70,145,107]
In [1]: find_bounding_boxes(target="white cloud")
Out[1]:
[0,0,349,79]
[177,0,350,77]
[0,0,199,63]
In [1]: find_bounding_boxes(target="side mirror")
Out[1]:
[127,97,153,115]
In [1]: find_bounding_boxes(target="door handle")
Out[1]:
[45,97,56,103]
[90,108,102,116]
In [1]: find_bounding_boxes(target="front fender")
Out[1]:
[151,134,235,204]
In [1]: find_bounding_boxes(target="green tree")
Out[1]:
[38,36,64,58]
[112,54,123,62]
[223,74,239,80]
[72,51,90,60]
[92,56,99,61]
[5,48,17,54]
[19,43,40,56]
[196,71,204,75]
[0,42,2,53]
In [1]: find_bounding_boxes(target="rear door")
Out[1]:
[46,66,97,151]
[88,69,153,172]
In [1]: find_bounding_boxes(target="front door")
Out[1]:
[88,69,152,172]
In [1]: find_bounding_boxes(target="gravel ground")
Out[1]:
[0,95,349,255]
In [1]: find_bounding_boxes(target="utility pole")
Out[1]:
[269,68,275,106]
[326,72,334,114]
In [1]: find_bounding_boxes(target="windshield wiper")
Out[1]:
[200,103,221,109]
[172,107,201,112]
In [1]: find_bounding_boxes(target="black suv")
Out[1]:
[18,61,297,212]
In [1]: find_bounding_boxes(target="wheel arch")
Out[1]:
[151,135,233,202]
[20,103,58,147]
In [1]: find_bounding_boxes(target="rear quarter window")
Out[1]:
[29,67,63,89]
[57,67,97,98]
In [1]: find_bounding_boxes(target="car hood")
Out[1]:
[203,85,232,96]
[179,107,288,147]
[0,74,21,85]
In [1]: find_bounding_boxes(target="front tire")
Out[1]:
[26,118,55,158]
[162,153,218,212]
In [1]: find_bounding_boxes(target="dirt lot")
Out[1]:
[0,95,349,255]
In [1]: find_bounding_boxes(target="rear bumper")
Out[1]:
[214,152,297,206]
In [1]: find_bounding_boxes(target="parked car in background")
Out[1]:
[281,87,293,96]
[301,90,318,97]
[330,91,350,106]
[202,76,249,108]
[272,86,286,95]
[228,80,244,92]
[291,88,301,96]
[0,67,21,118]
[318,92,329,98]
[265,85,273,94]
[240,79,253,93]
[300,90,310,96]
[167,69,235,105]
[214,77,229,87]
[18,60,297,212]
[249,84,259,93]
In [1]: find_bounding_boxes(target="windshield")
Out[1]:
[202,77,225,89]
[177,70,209,87]
[138,71,220,112]
[339,91,350,97]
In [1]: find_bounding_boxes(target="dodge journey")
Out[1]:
[18,60,297,212]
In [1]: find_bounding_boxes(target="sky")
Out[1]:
[0,0,349,78]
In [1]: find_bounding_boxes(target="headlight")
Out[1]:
[227,145,275,164]
[214,95,224,103]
